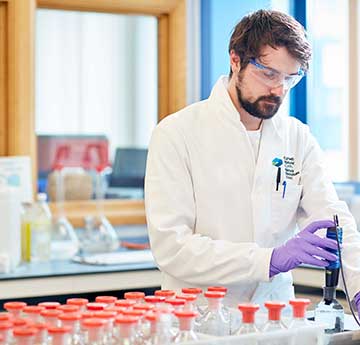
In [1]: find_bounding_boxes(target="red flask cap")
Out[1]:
[176,294,197,302]
[23,306,44,314]
[182,288,203,295]
[289,298,311,318]
[237,303,260,323]
[115,299,136,307]
[144,296,165,304]
[115,315,139,324]
[86,303,106,311]
[95,296,117,304]
[264,301,286,321]
[154,290,176,298]
[208,286,227,293]
[38,302,61,310]
[204,291,225,299]
[124,292,145,300]
[66,298,89,306]
[4,302,27,311]
[57,305,80,313]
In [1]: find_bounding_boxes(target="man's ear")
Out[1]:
[229,49,241,74]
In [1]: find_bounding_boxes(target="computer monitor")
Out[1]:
[109,148,148,189]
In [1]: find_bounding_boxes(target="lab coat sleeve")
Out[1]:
[297,126,360,299]
[145,124,273,286]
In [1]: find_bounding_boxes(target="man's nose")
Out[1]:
[270,83,286,97]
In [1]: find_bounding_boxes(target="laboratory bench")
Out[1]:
[0,224,161,302]
[0,223,341,302]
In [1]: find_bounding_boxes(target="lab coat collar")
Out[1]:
[209,76,282,139]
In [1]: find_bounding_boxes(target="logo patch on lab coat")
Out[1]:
[283,156,299,180]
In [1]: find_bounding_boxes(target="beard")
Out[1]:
[236,77,282,120]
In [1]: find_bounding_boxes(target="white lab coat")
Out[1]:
[145,76,360,307]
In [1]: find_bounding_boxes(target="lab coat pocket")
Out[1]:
[271,181,303,238]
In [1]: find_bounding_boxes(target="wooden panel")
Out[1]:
[3,0,188,223]
[158,14,169,120]
[49,199,146,227]
[7,0,37,190]
[168,0,187,114]
[0,2,7,155]
[37,0,178,15]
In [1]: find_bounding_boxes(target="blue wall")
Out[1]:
[201,0,274,100]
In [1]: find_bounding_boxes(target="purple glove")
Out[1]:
[354,292,360,319]
[270,220,338,278]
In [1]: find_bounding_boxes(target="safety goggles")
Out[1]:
[248,58,305,90]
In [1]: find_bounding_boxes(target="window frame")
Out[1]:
[0,0,187,226]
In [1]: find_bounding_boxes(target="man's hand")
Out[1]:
[270,220,338,278]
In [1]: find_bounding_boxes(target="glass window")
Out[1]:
[306,0,349,181]
[35,9,158,199]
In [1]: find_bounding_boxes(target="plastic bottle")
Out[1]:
[207,286,232,331]
[314,287,344,333]
[21,202,32,263]
[176,294,197,311]
[38,302,61,310]
[86,303,106,312]
[58,312,82,345]
[29,193,52,262]
[236,303,260,335]
[95,296,117,308]
[33,322,48,345]
[115,300,136,310]
[173,310,198,343]
[181,288,204,315]
[262,301,287,332]
[288,298,311,329]
[40,309,62,327]
[93,311,117,345]
[82,318,105,345]
[12,320,29,328]
[47,326,71,345]
[105,306,126,316]
[0,313,13,322]
[144,312,158,345]
[145,309,173,345]
[57,305,80,314]
[198,291,230,336]
[66,299,89,312]
[23,306,44,322]
[115,315,139,345]
[121,310,146,344]
[164,298,185,330]
[143,297,165,309]
[12,327,37,345]
[4,302,27,318]
[124,293,145,305]
[0,321,13,344]
[154,290,175,299]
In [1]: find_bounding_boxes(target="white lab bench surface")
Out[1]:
[0,255,161,299]
[0,224,161,300]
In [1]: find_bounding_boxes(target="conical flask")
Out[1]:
[80,165,118,253]
[50,164,79,259]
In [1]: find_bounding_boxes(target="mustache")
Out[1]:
[257,95,281,104]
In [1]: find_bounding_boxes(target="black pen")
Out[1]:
[276,167,281,191]
[272,157,283,191]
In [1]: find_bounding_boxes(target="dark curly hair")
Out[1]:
[228,9,312,77]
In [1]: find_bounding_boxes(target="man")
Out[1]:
[145,10,360,313]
